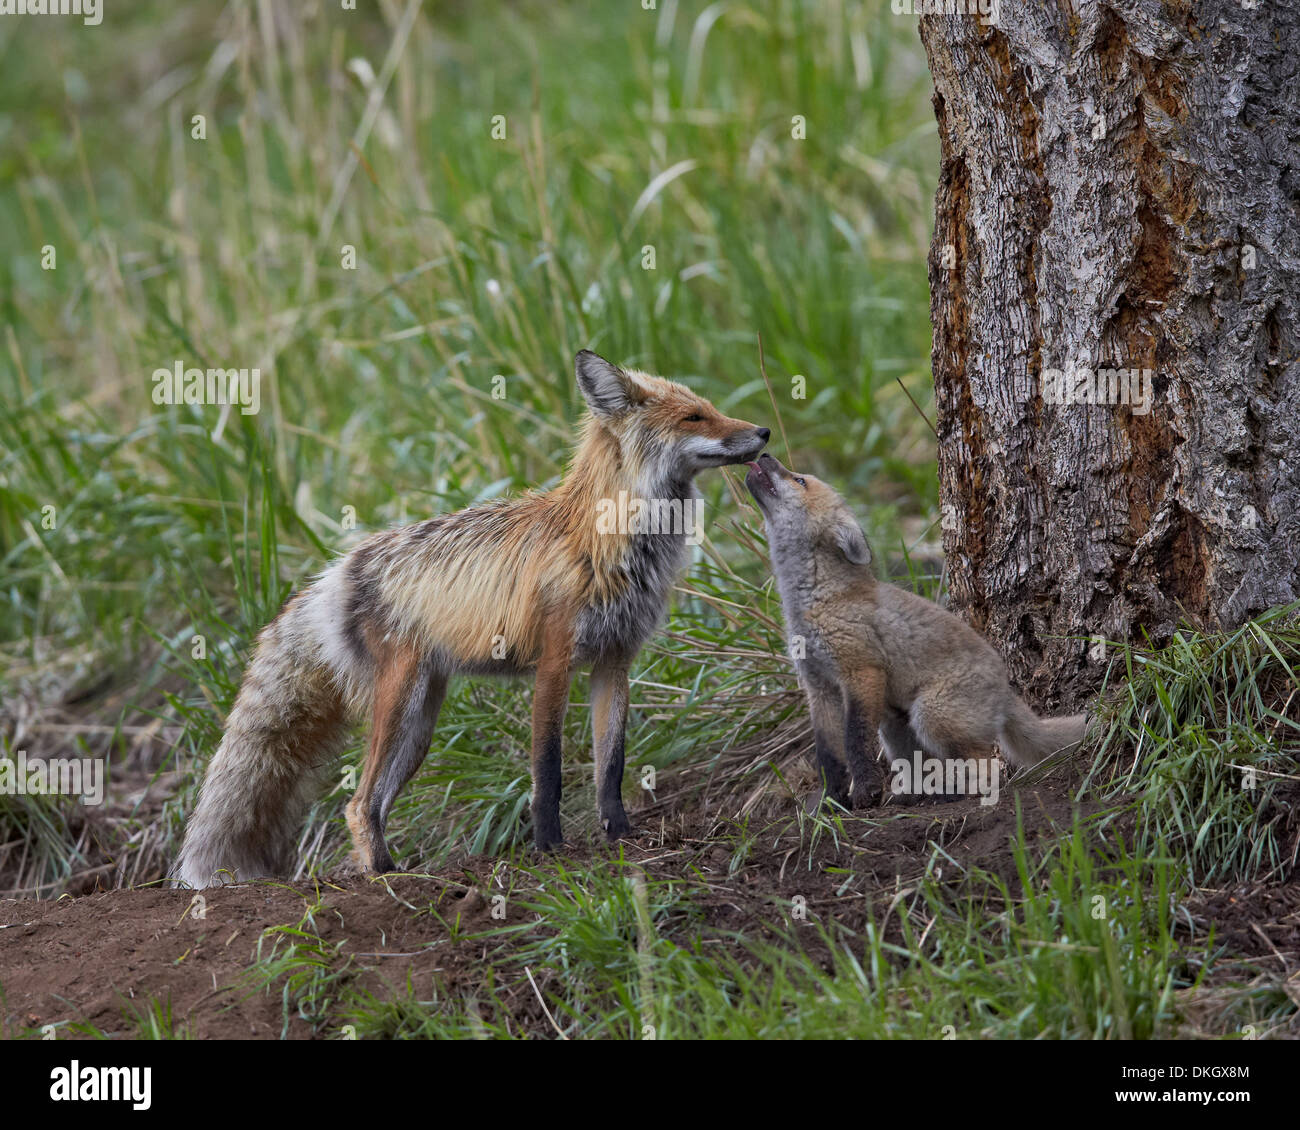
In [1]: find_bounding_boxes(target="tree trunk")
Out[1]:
[917,1,1300,705]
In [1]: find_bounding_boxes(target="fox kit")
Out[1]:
[745,453,1086,807]
[177,352,769,887]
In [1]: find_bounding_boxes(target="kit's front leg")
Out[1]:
[841,666,886,808]
[804,677,849,809]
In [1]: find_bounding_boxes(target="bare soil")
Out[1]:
[3,752,1294,1039]
[0,776,1085,1039]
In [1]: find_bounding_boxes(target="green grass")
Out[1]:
[121,991,191,1041]
[1,0,939,891]
[1086,606,1300,883]
[240,887,357,1038]
[0,0,939,665]
[234,816,1195,1040]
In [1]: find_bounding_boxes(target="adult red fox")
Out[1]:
[744,453,1087,807]
[177,352,769,887]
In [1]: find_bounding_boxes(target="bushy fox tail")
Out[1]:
[175,583,353,888]
[998,697,1087,768]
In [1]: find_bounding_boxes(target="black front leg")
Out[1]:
[813,728,850,808]
[591,664,632,841]
[532,726,564,850]
[844,687,884,809]
[531,651,572,852]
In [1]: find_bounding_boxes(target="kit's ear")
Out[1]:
[833,516,871,566]
[575,351,636,419]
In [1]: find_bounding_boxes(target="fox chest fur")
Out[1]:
[770,544,847,689]
[574,489,697,665]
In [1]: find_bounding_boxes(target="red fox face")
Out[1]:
[576,351,769,481]
[745,452,871,567]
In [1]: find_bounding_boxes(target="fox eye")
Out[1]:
[795,477,807,487]
[682,413,705,423]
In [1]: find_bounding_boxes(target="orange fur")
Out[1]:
[370,373,762,664]
[176,352,769,885]
[346,634,422,870]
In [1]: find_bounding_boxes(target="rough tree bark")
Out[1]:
[917,1,1300,706]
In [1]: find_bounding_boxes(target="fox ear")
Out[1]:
[575,351,635,419]
[833,518,871,566]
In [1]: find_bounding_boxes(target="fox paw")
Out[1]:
[348,847,397,875]
[369,853,398,875]
[885,790,963,807]
[851,787,881,811]
[602,813,634,842]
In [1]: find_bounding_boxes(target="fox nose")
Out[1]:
[756,427,771,443]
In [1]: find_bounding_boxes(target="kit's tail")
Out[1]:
[999,698,1087,767]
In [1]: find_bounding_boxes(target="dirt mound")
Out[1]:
[1,780,1080,1039]
[1183,883,1300,963]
